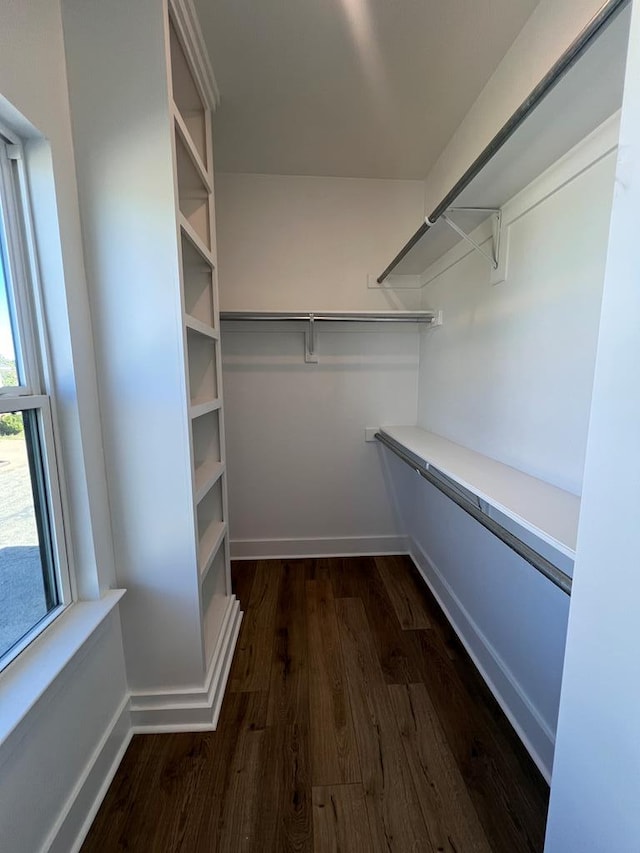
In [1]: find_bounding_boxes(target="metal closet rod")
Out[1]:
[375,432,573,596]
[220,311,436,323]
[377,0,630,284]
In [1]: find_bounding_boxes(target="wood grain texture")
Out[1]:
[229,559,281,692]
[254,723,312,852]
[306,579,360,785]
[374,554,432,629]
[82,557,549,853]
[312,784,373,853]
[232,560,257,610]
[336,597,434,852]
[331,555,425,684]
[389,682,492,853]
[267,561,309,726]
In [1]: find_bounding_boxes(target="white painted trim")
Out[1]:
[0,591,125,752]
[169,0,220,110]
[408,536,554,782]
[44,696,132,853]
[230,535,409,560]
[129,596,241,730]
[419,110,621,289]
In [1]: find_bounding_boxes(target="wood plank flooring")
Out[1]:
[82,556,549,852]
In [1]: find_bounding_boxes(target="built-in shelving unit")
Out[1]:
[377,0,630,284]
[64,0,239,726]
[169,0,234,673]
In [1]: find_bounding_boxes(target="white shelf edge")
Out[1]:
[194,460,225,504]
[190,398,222,419]
[380,425,579,560]
[179,214,214,268]
[199,521,227,581]
[184,313,219,339]
[172,102,212,193]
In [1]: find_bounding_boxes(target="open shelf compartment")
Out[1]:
[169,16,207,168]
[197,476,224,572]
[202,542,229,665]
[175,131,211,251]
[181,230,215,327]
[187,328,218,408]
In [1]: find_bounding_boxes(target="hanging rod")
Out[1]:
[220,311,436,323]
[377,0,630,284]
[376,431,573,596]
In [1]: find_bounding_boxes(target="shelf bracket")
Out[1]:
[305,314,318,363]
[441,208,501,271]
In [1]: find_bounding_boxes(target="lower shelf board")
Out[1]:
[194,460,225,504]
[199,521,226,580]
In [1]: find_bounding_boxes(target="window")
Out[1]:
[0,129,70,670]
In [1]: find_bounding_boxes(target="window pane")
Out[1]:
[0,410,58,661]
[0,237,18,388]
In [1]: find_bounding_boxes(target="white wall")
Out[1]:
[383,131,617,778]
[417,119,617,495]
[385,7,622,781]
[222,322,418,556]
[216,173,426,554]
[545,3,640,848]
[216,172,425,311]
[0,1,129,850]
[0,613,129,853]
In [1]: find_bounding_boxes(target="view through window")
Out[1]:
[0,137,67,666]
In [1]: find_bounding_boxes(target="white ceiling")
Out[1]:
[195,0,540,180]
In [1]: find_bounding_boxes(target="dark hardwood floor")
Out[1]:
[82,556,549,852]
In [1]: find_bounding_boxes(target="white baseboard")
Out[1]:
[129,595,242,731]
[45,695,132,853]
[230,534,409,560]
[42,596,242,851]
[408,536,554,783]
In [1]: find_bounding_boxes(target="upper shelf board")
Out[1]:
[380,425,580,563]
[378,0,631,282]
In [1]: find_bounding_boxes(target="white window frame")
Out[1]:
[0,124,72,671]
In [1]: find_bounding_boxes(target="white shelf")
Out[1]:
[184,313,218,339]
[379,4,629,282]
[190,398,222,419]
[195,459,225,504]
[198,520,226,580]
[173,103,212,193]
[179,214,214,267]
[381,425,580,561]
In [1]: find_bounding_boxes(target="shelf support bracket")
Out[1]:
[441,208,501,270]
[305,313,318,363]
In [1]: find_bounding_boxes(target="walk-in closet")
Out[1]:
[1,0,639,850]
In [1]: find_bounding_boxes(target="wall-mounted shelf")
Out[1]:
[221,310,440,362]
[377,0,630,284]
[378,426,577,594]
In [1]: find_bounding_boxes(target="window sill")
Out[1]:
[0,589,125,753]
